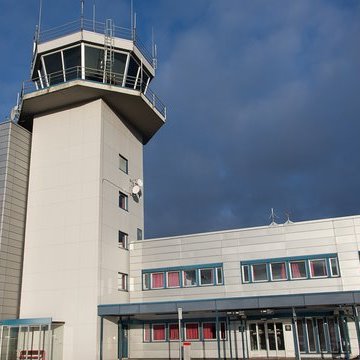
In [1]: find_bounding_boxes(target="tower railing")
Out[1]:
[35,18,154,66]
[21,66,166,119]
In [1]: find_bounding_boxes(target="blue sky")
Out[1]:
[1,1,360,238]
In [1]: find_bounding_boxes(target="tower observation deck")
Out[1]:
[18,18,166,144]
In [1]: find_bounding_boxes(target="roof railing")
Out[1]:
[21,66,166,119]
[35,18,154,66]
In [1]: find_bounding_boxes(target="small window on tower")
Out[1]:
[119,192,128,211]
[137,228,143,240]
[119,154,128,174]
[118,231,128,249]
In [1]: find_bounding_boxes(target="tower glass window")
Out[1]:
[85,46,104,81]
[63,46,81,80]
[43,52,63,85]
[119,191,128,210]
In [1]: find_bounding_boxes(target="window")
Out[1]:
[167,271,180,288]
[290,261,307,279]
[118,272,128,291]
[183,269,197,287]
[309,259,327,278]
[119,191,128,210]
[151,272,164,289]
[143,273,150,290]
[118,231,128,249]
[144,324,151,342]
[220,322,227,340]
[63,46,81,80]
[242,254,340,284]
[185,323,199,340]
[85,46,104,81]
[203,323,216,340]
[43,52,63,85]
[169,324,179,341]
[137,228,143,240]
[252,263,268,282]
[199,268,214,286]
[271,262,287,280]
[119,154,128,174]
[152,324,166,341]
[242,265,250,283]
[216,267,223,285]
[330,258,339,277]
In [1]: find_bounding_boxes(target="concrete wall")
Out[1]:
[0,121,31,320]
[19,99,144,360]
[130,215,360,302]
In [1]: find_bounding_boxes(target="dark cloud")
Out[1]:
[144,0,360,238]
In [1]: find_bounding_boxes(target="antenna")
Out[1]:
[93,0,96,31]
[130,0,134,37]
[284,212,294,225]
[37,0,43,39]
[133,12,137,40]
[80,0,85,29]
[269,208,278,226]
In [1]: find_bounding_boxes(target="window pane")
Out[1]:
[258,323,266,350]
[167,271,180,287]
[268,323,276,350]
[290,261,307,279]
[119,155,128,174]
[118,273,127,291]
[137,228,143,240]
[200,268,214,285]
[185,323,199,340]
[296,320,306,352]
[317,319,327,351]
[119,192,128,210]
[118,231,128,249]
[169,324,179,340]
[250,324,258,350]
[183,270,197,287]
[144,324,150,342]
[310,259,327,277]
[306,319,316,352]
[85,46,104,81]
[271,262,287,280]
[112,52,127,85]
[330,258,339,276]
[125,56,139,88]
[44,52,63,85]
[63,46,81,80]
[203,323,216,340]
[216,267,223,284]
[143,273,150,290]
[220,322,226,340]
[252,264,267,282]
[153,324,166,341]
[151,273,164,289]
[243,265,250,282]
[275,323,285,351]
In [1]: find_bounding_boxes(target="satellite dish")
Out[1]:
[136,179,143,187]
[132,185,141,195]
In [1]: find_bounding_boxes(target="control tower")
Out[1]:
[0,14,166,360]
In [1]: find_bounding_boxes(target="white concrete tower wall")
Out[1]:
[20,99,143,360]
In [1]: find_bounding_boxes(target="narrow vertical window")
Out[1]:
[216,267,223,285]
[137,228,143,240]
[143,273,150,290]
[330,258,339,277]
[220,322,227,340]
[169,324,179,341]
[118,272,128,291]
[144,323,151,342]
[119,154,128,174]
[118,231,128,249]
[242,265,250,283]
[119,191,128,210]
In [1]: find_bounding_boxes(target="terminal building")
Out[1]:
[0,9,360,360]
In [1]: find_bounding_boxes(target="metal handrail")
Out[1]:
[36,18,153,65]
[22,66,166,119]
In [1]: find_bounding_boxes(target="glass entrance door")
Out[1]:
[249,322,285,357]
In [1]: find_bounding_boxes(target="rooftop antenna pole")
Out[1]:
[37,0,43,41]
[80,0,85,30]
[133,12,137,41]
[269,208,278,226]
[93,0,96,31]
[130,0,134,38]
